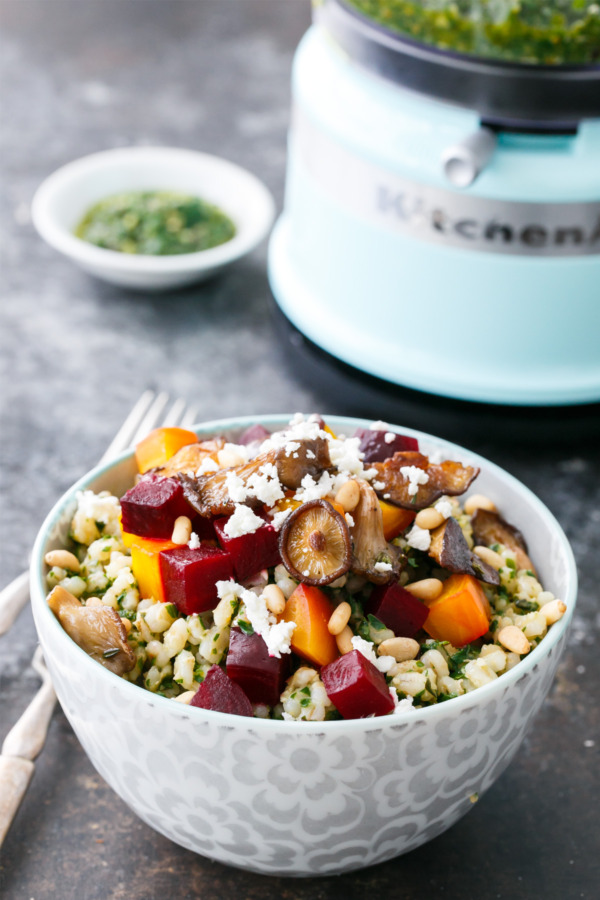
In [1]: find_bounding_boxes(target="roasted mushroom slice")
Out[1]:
[373,452,479,510]
[429,518,500,586]
[178,439,333,519]
[153,438,226,477]
[471,508,536,575]
[276,437,332,489]
[48,586,136,675]
[349,481,399,584]
[279,500,352,586]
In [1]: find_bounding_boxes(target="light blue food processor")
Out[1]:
[269,0,600,406]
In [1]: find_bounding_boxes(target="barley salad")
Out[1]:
[45,414,566,721]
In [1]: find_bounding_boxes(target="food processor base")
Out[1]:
[268,289,600,449]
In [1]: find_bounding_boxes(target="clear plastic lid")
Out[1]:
[343,0,600,66]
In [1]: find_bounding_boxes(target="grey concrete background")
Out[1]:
[0,1,598,898]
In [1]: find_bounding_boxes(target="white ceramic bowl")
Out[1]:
[31,147,275,291]
[30,415,576,876]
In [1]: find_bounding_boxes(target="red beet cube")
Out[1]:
[120,476,192,540]
[366,582,429,638]
[159,545,234,615]
[190,665,253,717]
[226,627,290,707]
[322,650,394,719]
[354,428,419,463]
[192,515,216,543]
[238,424,271,446]
[214,517,280,583]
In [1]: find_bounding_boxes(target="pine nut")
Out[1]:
[328,601,352,635]
[464,494,497,516]
[404,578,443,602]
[171,516,192,545]
[335,479,360,513]
[541,599,566,625]
[498,625,530,655]
[217,446,245,468]
[415,508,445,530]
[263,584,286,616]
[336,625,354,654]
[174,690,196,705]
[378,637,420,662]
[44,549,80,572]
[474,545,504,570]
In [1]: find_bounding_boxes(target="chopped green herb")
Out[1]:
[357,619,372,641]
[515,599,539,612]
[76,191,236,256]
[166,603,178,618]
[525,570,535,577]
[299,697,311,708]
[367,614,387,631]
[237,620,254,635]
[300,686,311,696]
[437,692,458,703]
[407,557,419,569]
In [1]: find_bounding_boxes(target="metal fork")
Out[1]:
[0,390,197,635]
[0,390,197,846]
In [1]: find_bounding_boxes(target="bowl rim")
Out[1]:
[31,413,577,733]
[31,145,276,273]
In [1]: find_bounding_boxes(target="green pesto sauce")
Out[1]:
[344,0,600,65]
[75,191,236,255]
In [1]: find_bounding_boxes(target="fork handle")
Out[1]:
[0,756,34,847]
[0,571,30,636]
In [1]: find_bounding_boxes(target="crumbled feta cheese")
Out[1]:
[245,462,284,506]
[373,480,385,490]
[284,441,301,456]
[390,688,415,714]
[271,508,292,531]
[351,636,395,674]
[384,432,396,444]
[262,620,296,657]
[376,655,396,674]
[306,449,315,460]
[223,504,264,538]
[294,470,336,503]
[400,465,430,496]
[369,421,389,431]
[351,635,378,665]
[225,471,249,503]
[196,457,219,476]
[188,532,201,549]
[217,581,296,658]
[434,498,453,519]
[373,561,393,573]
[406,524,432,551]
[345,513,355,528]
[327,436,365,480]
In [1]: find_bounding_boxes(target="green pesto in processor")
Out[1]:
[343,0,600,65]
[75,191,236,255]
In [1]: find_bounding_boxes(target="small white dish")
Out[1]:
[32,146,276,291]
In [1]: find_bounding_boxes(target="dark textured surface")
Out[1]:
[0,2,598,898]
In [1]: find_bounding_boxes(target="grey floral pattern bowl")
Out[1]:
[30,415,576,876]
